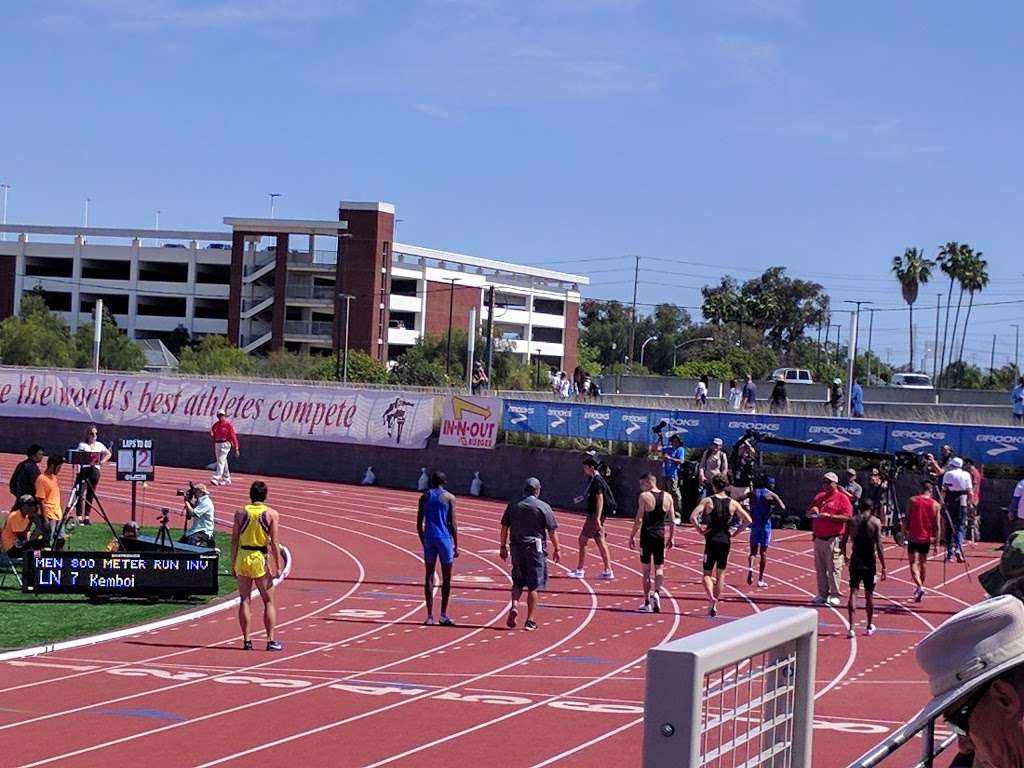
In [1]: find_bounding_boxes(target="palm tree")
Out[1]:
[957,250,989,364]
[937,241,965,385]
[891,247,934,369]
[947,243,976,379]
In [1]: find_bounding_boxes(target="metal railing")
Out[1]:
[849,716,958,768]
[285,285,335,300]
[644,607,817,768]
[287,249,337,266]
[282,320,333,337]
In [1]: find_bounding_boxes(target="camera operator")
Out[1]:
[74,425,112,525]
[2,495,47,557]
[180,483,215,547]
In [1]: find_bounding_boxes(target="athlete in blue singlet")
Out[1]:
[417,471,459,627]
[746,477,785,588]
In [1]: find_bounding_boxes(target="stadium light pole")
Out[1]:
[93,299,103,372]
[268,193,281,218]
[844,300,872,413]
[335,293,355,383]
[1013,324,1021,374]
[0,183,10,241]
[639,335,658,368]
[154,209,161,247]
[672,336,714,368]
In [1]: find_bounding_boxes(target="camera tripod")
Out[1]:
[55,473,121,549]
[152,508,177,552]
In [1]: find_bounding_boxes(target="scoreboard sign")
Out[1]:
[23,551,219,597]
[117,438,154,482]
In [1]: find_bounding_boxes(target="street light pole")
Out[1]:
[268,193,281,218]
[639,335,658,368]
[0,183,10,241]
[1013,324,1021,374]
[672,336,715,368]
[843,300,872,411]
[334,293,355,382]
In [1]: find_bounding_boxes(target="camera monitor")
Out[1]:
[65,449,101,465]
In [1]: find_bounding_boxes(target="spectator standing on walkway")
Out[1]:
[827,379,844,417]
[740,374,757,414]
[210,409,240,486]
[808,471,853,606]
[727,379,742,410]
[769,375,788,414]
[850,379,865,418]
[471,362,488,395]
[1013,376,1024,423]
[694,375,709,408]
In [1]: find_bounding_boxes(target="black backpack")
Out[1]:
[8,461,23,497]
[596,474,617,517]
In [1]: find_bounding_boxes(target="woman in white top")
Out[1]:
[75,424,112,524]
[695,375,709,408]
[727,379,742,410]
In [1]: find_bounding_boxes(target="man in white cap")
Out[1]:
[807,470,853,605]
[942,456,974,564]
[864,595,1024,767]
[698,437,729,498]
[828,378,844,417]
[210,408,240,486]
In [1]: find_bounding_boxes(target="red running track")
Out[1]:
[0,454,999,768]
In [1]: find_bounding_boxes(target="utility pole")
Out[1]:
[990,333,997,383]
[833,323,842,366]
[334,293,355,382]
[466,307,477,388]
[0,183,10,241]
[445,278,458,375]
[933,294,941,382]
[483,286,495,386]
[627,255,640,371]
[866,308,875,383]
[155,210,161,247]
[823,322,832,361]
[1013,323,1020,374]
[844,301,871,410]
[816,321,823,368]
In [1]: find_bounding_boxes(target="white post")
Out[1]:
[93,299,103,372]
[155,210,161,247]
[467,307,477,388]
[0,183,10,241]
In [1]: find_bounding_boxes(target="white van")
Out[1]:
[891,372,933,389]
[770,368,814,384]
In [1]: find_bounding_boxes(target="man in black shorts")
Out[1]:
[568,457,614,580]
[500,477,561,631]
[841,498,887,638]
[692,474,750,617]
[629,472,676,613]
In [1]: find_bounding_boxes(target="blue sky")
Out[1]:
[3,1,1022,370]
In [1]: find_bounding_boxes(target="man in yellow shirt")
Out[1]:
[34,456,65,548]
[2,495,45,557]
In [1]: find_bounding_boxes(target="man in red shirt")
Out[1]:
[210,408,240,486]
[808,471,853,606]
[903,478,940,603]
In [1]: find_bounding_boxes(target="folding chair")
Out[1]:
[0,550,23,589]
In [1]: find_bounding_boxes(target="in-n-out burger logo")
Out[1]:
[729,420,781,432]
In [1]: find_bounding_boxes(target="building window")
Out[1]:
[137,295,187,317]
[80,294,129,315]
[81,259,131,281]
[533,297,564,316]
[139,261,188,282]
[197,263,231,284]
[34,290,72,312]
[389,311,416,330]
[531,326,563,344]
[194,299,228,319]
[495,292,527,310]
[24,257,73,278]
[391,278,418,297]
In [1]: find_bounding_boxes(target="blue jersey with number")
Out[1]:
[423,488,453,541]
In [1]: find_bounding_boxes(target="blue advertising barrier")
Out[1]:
[502,399,1024,465]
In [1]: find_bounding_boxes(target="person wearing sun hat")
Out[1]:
[855,595,1024,767]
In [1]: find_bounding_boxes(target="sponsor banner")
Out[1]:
[718,413,796,447]
[794,418,888,453]
[0,370,434,449]
[960,425,1024,461]
[503,400,537,432]
[578,406,614,441]
[439,395,501,450]
[885,422,960,457]
[544,404,574,437]
[613,408,654,444]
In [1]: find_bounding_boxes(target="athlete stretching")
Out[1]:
[746,476,785,588]
[629,473,675,613]
[417,471,459,627]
